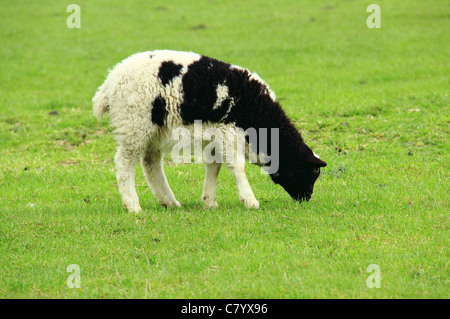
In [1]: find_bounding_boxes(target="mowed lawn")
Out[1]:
[0,0,448,298]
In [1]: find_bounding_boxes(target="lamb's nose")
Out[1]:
[294,193,311,202]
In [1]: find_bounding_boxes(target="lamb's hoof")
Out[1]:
[159,199,181,208]
[242,199,259,209]
[173,200,181,208]
[203,201,219,209]
[202,195,218,209]
[124,203,142,213]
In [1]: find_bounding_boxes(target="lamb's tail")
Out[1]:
[92,81,110,120]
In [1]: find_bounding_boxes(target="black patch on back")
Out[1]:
[179,56,241,124]
[158,61,183,86]
[151,96,167,126]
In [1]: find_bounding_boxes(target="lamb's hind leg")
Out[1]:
[141,148,180,208]
[115,146,141,213]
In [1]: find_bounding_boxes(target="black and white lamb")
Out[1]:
[93,50,327,213]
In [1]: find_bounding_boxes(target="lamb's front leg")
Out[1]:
[202,162,222,208]
[141,150,181,208]
[226,162,259,209]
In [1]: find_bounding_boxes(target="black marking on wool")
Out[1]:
[211,96,233,122]
[180,56,243,124]
[179,55,282,134]
[158,61,183,86]
[179,55,289,162]
[151,96,167,126]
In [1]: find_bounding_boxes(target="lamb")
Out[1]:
[93,50,327,213]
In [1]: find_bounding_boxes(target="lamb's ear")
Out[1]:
[305,153,327,167]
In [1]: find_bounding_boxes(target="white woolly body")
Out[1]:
[93,50,268,212]
[94,51,198,146]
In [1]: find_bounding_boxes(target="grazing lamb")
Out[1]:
[93,50,327,213]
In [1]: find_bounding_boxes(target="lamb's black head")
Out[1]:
[270,151,327,202]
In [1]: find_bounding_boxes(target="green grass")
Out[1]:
[0,0,448,298]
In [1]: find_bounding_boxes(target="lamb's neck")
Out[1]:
[271,115,306,168]
[237,97,306,168]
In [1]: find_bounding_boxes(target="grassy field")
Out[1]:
[0,0,448,298]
